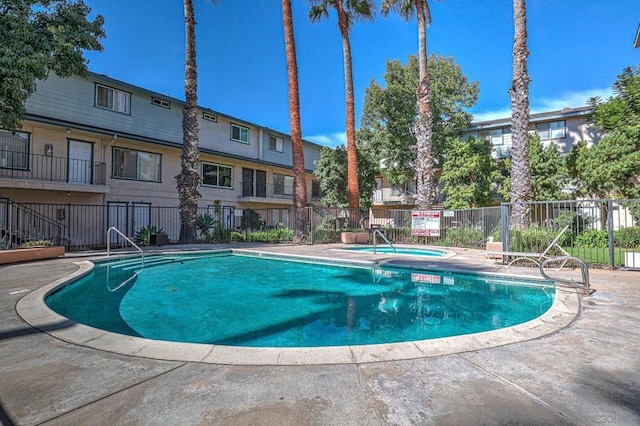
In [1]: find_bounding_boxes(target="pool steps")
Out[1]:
[103,255,206,272]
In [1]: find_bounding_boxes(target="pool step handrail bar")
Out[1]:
[106,226,144,266]
[539,256,590,296]
[372,228,396,255]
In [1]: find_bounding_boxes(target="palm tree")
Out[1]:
[309,0,375,210]
[176,0,200,243]
[381,0,440,209]
[509,0,532,226]
[282,0,308,241]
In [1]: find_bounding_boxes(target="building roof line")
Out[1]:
[87,71,323,149]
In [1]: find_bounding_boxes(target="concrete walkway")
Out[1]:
[0,243,638,425]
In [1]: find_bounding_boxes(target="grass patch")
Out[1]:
[562,247,626,267]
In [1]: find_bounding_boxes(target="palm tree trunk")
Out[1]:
[336,0,360,210]
[414,0,436,209]
[177,0,200,243]
[509,0,532,227]
[282,0,308,242]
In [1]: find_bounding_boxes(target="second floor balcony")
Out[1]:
[238,181,321,205]
[373,187,416,205]
[0,150,107,191]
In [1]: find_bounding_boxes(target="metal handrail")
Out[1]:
[539,256,590,296]
[106,226,144,266]
[372,228,396,254]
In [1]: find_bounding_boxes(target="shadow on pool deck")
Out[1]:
[1,243,639,425]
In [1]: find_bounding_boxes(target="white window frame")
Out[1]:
[151,97,170,108]
[201,161,233,189]
[273,173,294,195]
[231,123,249,144]
[535,120,566,140]
[95,84,131,114]
[112,147,161,182]
[203,112,218,122]
[268,135,284,153]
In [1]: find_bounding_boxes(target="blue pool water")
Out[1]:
[45,253,554,347]
[343,246,446,256]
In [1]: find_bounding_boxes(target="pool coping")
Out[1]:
[16,250,582,366]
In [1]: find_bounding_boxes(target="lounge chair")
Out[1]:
[486,225,571,268]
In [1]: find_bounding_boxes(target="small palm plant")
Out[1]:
[196,213,215,240]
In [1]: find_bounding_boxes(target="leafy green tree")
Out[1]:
[572,128,640,200]
[380,0,442,209]
[314,143,378,208]
[359,55,478,186]
[308,0,375,209]
[588,65,640,133]
[498,136,569,202]
[440,137,498,209]
[571,65,640,200]
[0,0,105,130]
[529,136,568,201]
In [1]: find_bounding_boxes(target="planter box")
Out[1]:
[341,232,369,244]
[486,241,504,260]
[625,252,640,268]
[0,246,65,265]
[150,233,168,246]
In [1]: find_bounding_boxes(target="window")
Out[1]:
[203,112,218,122]
[112,147,161,182]
[96,84,130,114]
[478,128,508,145]
[0,130,29,169]
[201,162,233,188]
[312,180,321,197]
[152,97,170,108]
[231,124,249,143]
[268,135,284,152]
[273,173,293,195]
[535,120,566,140]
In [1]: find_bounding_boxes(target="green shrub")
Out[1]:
[196,213,215,239]
[510,227,555,252]
[20,239,54,248]
[613,227,640,248]
[575,229,609,248]
[442,227,484,248]
[313,228,340,243]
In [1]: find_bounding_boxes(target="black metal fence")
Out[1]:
[2,197,638,269]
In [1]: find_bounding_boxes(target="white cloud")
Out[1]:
[471,88,614,123]
[305,132,347,148]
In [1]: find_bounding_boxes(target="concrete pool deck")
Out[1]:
[1,243,639,425]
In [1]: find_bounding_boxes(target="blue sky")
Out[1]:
[83,0,639,147]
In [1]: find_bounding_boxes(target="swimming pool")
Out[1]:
[342,246,447,257]
[44,252,554,348]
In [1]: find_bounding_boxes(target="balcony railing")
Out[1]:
[239,181,318,201]
[0,150,106,185]
[373,188,416,204]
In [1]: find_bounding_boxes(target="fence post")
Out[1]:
[500,203,510,251]
[607,199,615,268]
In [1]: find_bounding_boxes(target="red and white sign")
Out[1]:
[411,210,441,237]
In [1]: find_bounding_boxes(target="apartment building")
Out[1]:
[372,106,602,208]
[0,72,323,245]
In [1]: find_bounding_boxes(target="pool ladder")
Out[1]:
[539,256,590,296]
[106,227,145,292]
[372,228,396,255]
